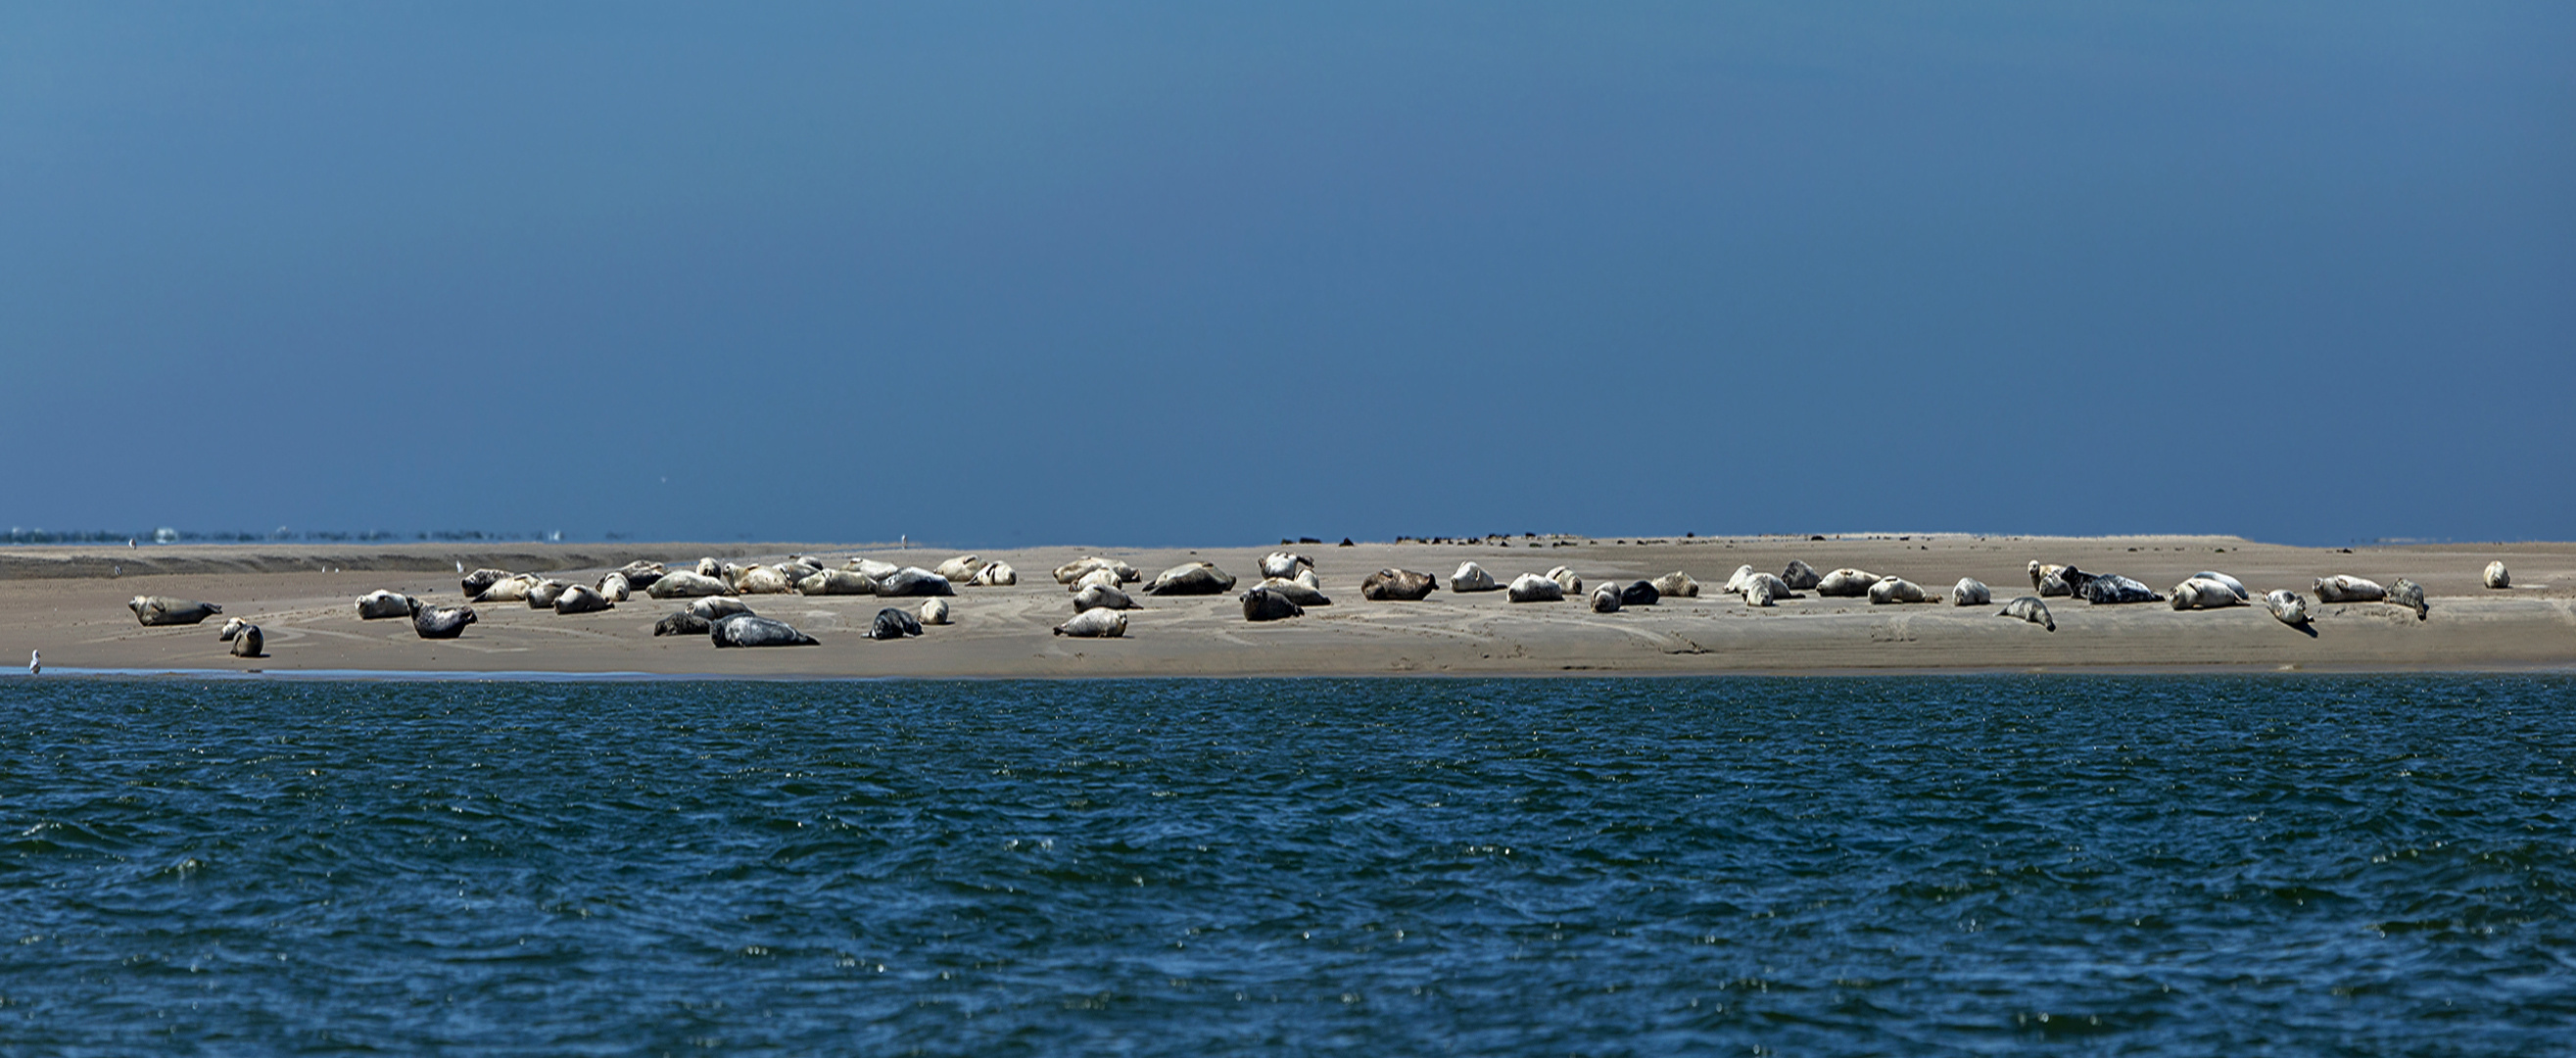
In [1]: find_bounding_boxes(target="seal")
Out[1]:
[2387,578,2428,620]
[653,610,712,637]
[596,572,632,602]
[1361,568,1438,601]
[553,584,613,615]
[2080,574,2160,604]
[2000,596,2056,631]
[845,557,902,582]
[1073,584,1138,612]
[1650,571,1700,599]
[612,560,666,590]
[1053,556,1141,585]
[1261,552,1313,580]
[2169,577,2242,610]
[2189,571,2250,601]
[355,590,415,620]
[1258,578,1332,606]
[1240,587,1304,621]
[933,555,987,583]
[2264,589,2311,628]
[919,598,952,625]
[1867,577,1933,604]
[225,621,263,658]
[1722,565,1757,594]
[2484,561,2510,590]
[2026,560,2063,592]
[1069,568,1124,592]
[129,596,222,626]
[1741,572,1791,607]
[1781,560,1824,591]
[526,579,571,609]
[411,602,477,639]
[1590,584,1623,612]
[1506,573,1565,602]
[1054,608,1127,638]
[476,574,543,603]
[688,597,754,621]
[876,567,957,598]
[1546,566,1584,596]
[2313,575,2386,603]
[219,616,253,642]
[1950,578,1991,606]
[1146,562,1236,597]
[711,613,820,648]
[796,569,878,596]
[1618,580,1660,606]
[695,557,723,578]
[869,607,925,640]
[1814,568,1880,598]
[461,568,510,600]
[733,565,796,595]
[646,571,734,599]
[972,561,1018,587]
[1449,562,1500,593]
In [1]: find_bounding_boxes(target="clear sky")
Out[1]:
[5,3,2568,548]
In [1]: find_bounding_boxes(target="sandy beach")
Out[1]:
[6,534,2571,678]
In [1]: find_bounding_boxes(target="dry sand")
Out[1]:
[6,535,2572,678]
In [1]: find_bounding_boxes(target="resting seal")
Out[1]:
[919,598,952,625]
[797,569,878,596]
[356,591,415,620]
[1240,587,1304,622]
[554,584,613,615]
[1781,560,1824,591]
[1054,608,1127,638]
[2263,589,2311,628]
[1650,571,1700,599]
[1814,568,1880,598]
[688,597,754,621]
[1258,578,1332,606]
[2387,578,2428,620]
[1590,584,1623,612]
[596,573,632,602]
[647,571,734,599]
[653,610,712,637]
[1618,580,1660,606]
[2190,571,2250,601]
[2484,561,2510,590]
[411,602,476,639]
[1053,556,1141,585]
[1949,578,1991,606]
[223,621,263,658]
[2000,596,2056,631]
[129,596,222,626]
[695,557,723,578]
[868,607,925,640]
[876,567,957,598]
[711,613,820,648]
[1449,562,1500,593]
[1361,568,1438,601]
[461,568,510,600]
[1741,573,1791,607]
[933,555,987,583]
[1073,584,1138,612]
[2313,575,2386,603]
[1069,568,1124,592]
[612,560,666,590]
[1547,566,1584,595]
[526,580,571,609]
[972,561,1018,587]
[1506,573,1565,602]
[732,565,796,595]
[1722,565,1757,594]
[1260,553,1313,580]
[2080,574,2160,604]
[1146,562,1236,597]
[1867,577,1933,604]
[845,557,902,582]
[2169,577,2242,610]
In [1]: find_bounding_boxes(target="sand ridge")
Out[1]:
[7,535,2572,678]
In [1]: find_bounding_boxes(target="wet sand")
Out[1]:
[7,535,2571,678]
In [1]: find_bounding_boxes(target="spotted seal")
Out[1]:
[1867,577,1934,604]
[553,584,613,615]
[1781,560,1824,591]
[2169,577,2242,610]
[919,598,952,625]
[1073,584,1138,612]
[1054,608,1127,638]
[1949,578,1991,606]
[2387,578,2428,620]
[646,571,734,599]
[876,567,957,598]
[653,610,712,637]
[1146,562,1236,597]
[1449,561,1500,593]
[1814,568,1880,598]
[869,607,925,640]
[1506,573,1565,602]
[2263,589,2311,628]
[2080,574,2160,604]
[1650,571,1700,599]
[411,602,477,639]
[711,613,820,648]
[796,569,878,596]
[1999,596,2056,631]
[2313,575,2386,603]
[355,590,415,620]
[129,596,222,626]
[1361,568,1438,601]
[1240,587,1305,621]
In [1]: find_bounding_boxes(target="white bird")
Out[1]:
[455,560,464,574]
[28,649,38,676]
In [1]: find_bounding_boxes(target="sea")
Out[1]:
[3,675,2570,1055]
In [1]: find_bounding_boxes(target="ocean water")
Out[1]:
[3,676,2571,1055]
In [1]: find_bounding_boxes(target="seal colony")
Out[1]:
[41,536,2552,673]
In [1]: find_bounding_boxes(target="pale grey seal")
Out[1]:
[1741,573,1792,607]
[525,579,571,609]
[1650,571,1700,599]
[877,567,958,598]
[2080,574,2160,604]
[612,560,666,590]
[2264,589,2311,628]
[2313,575,2386,603]
[460,568,510,600]
[796,569,878,596]
[476,574,543,603]
[733,565,796,595]
[1147,562,1237,597]
[687,597,754,621]
[1449,561,1500,593]
[972,561,1018,587]
[2387,578,2428,620]
[845,557,902,582]
[712,613,820,648]
[1815,568,1881,598]
[1950,578,1991,606]
[1054,608,1127,638]
[933,554,987,583]
[1260,552,1313,580]
[1240,587,1304,621]
[919,598,952,625]
[1073,584,1138,612]
[2189,571,2250,601]
[1546,565,1583,595]
[1257,578,1332,606]
[1361,568,1438,601]
[2000,596,2056,631]
[355,590,415,620]
[129,596,221,626]
[553,584,613,615]
[2169,577,2242,610]
[868,607,924,640]
[1867,577,1933,604]
[1053,556,1140,585]
[596,572,632,602]
[1506,573,1565,602]
[2484,561,2510,589]
[1589,584,1623,612]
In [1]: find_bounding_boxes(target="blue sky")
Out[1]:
[5,3,2568,547]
